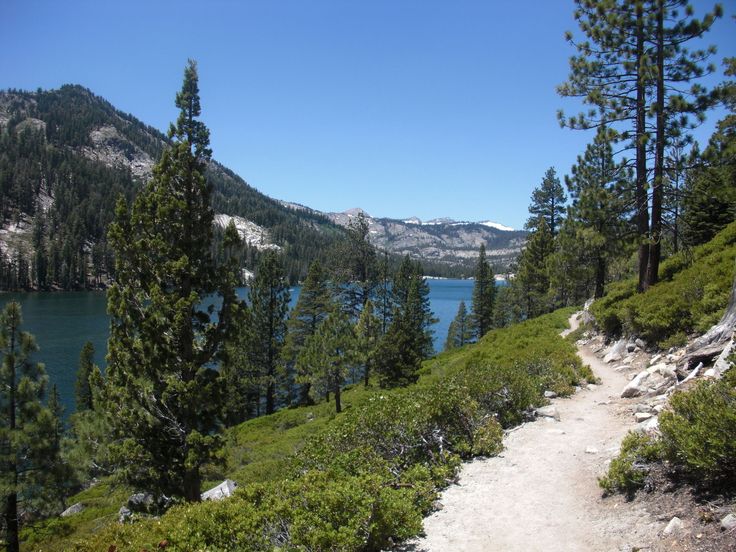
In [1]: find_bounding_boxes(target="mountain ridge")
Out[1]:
[325,208,526,273]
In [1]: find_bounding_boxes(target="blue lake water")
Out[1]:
[1,278,478,415]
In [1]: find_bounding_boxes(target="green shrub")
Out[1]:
[598,431,662,498]
[62,307,587,551]
[659,369,736,488]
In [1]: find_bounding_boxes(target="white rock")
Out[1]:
[604,339,627,363]
[61,502,84,517]
[721,513,736,531]
[544,390,557,399]
[586,384,598,391]
[704,368,717,378]
[635,338,646,350]
[634,403,653,413]
[201,479,238,501]
[536,406,560,421]
[622,371,649,398]
[635,412,653,422]
[663,516,684,536]
[585,447,599,454]
[636,416,659,433]
[650,353,663,365]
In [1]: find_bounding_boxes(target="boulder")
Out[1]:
[622,371,649,398]
[604,339,628,363]
[535,406,560,421]
[544,390,557,399]
[118,506,132,524]
[663,516,684,536]
[704,368,718,378]
[127,492,155,513]
[627,342,636,353]
[635,338,647,350]
[636,416,659,434]
[580,310,595,326]
[634,412,653,423]
[61,502,84,517]
[721,513,736,531]
[634,403,653,413]
[201,479,238,501]
[586,384,598,391]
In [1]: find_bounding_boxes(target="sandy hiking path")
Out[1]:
[405,314,661,552]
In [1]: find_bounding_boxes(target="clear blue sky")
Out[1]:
[1,1,733,229]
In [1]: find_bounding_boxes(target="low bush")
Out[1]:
[659,368,736,488]
[598,431,662,498]
[60,308,591,551]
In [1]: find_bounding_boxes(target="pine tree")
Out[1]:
[526,168,566,236]
[297,310,357,413]
[75,341,95,412]
[330,212,378,315]
[471,244,496,339]
[445,300,473,350]
[515,217,555,319]
[282,260,331,405]
[355,299,381,386]
[562,127,630,299]
[375,261,436,387]
[105,61,238,502]
[559,0,652,292]
[245,250,290,415]
[0,302,64,552]
[646,0,721,286]
[682,57,736,246]
[559,0,720,290]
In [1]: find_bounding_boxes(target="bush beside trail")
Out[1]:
[65,309,590,552]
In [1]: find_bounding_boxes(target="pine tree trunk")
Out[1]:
[594,254,605,299]
[647,0,665,287]
[5,492,19,552]
[334,379,342,414]
[636,4,650,293]
[183,467,201,502]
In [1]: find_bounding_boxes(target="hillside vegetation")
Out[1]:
[28,308,592,551]
[591,221,736,348]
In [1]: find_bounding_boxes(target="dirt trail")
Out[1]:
[406,313,661,552]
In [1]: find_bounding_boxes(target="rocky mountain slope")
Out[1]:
[0,85,341,286]
[326,208,526,273]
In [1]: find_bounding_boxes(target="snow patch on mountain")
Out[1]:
[478,221,515,232]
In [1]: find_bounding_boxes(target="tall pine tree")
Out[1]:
[297,309,357,413]
[526,168,566,237]
[282,260,331,405]
[105,60,238,501]
[245,250,290,415]
[471,244,496,339]
[0,302,64,552]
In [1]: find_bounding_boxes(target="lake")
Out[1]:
[0,278,477,415]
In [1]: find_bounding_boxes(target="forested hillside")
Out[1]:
[0,85,342,287]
